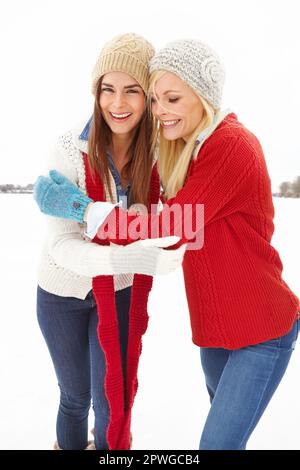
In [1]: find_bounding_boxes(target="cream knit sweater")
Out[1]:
[37,124,133,299]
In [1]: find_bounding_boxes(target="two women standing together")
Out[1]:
[34,33,299,450]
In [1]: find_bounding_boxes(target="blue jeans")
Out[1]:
[199,315,300,450]
[36,285,131,450]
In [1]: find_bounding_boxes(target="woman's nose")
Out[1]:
[152,101,165,117]
[113,93,126,108]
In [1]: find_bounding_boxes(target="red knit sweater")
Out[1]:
[96,113,300,349]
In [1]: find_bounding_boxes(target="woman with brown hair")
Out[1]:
[33,33,185,450]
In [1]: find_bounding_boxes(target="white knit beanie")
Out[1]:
[149,39,225,110]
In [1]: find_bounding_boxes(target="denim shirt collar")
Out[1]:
[79,115,93,142]
[79,116,131,205]
[192,108,233,159]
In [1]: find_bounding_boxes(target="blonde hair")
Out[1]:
[148,70,216,199]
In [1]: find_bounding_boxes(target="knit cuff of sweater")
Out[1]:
[70,193,93,223]
[84,201,121,239]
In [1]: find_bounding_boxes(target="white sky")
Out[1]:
[0,0,299,191]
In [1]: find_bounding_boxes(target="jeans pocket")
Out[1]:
[261,336,281,348]
[282,317,299,351]
[292,317,300,349]
[262,318,299,351]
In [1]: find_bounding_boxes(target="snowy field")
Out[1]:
[0,195,299,450]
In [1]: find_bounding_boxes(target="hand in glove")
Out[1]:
[110,236,186,275]
[33,170,95,223]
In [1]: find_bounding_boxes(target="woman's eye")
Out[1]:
[127,89,139,94]
[101,88,113,93]
[169,97,179,103]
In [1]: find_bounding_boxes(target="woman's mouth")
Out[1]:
[109,112,132,122]
[160,119,181,129]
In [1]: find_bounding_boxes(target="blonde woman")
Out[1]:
[35,39,299,449]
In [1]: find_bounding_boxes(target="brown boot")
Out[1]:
[85,440,96,450]
[53,440,61,450]
[53,439,95,450]
[129,432,133,449]
[90,428,133,449]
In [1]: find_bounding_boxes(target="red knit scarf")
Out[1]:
[83,153,160,450]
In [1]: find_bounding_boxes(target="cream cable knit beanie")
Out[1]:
[91,33,155,95]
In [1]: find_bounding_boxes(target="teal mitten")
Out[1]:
[33,170,93,223]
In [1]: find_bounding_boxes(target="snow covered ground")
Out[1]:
[0,195,299,450]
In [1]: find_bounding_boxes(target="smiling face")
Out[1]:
[150,72,204,142]
[99,71,146,137]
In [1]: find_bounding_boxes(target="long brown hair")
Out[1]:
[88,77,154,206]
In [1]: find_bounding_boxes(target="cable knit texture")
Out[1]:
[83,152,160,449]
[91,33,155,96]
[96,113,300,349]
[149,39,225,109]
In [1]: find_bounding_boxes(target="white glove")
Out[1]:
[110,236,186,276]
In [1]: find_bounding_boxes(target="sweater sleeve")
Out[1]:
[96,134,259,248]
[42,137,116,277]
